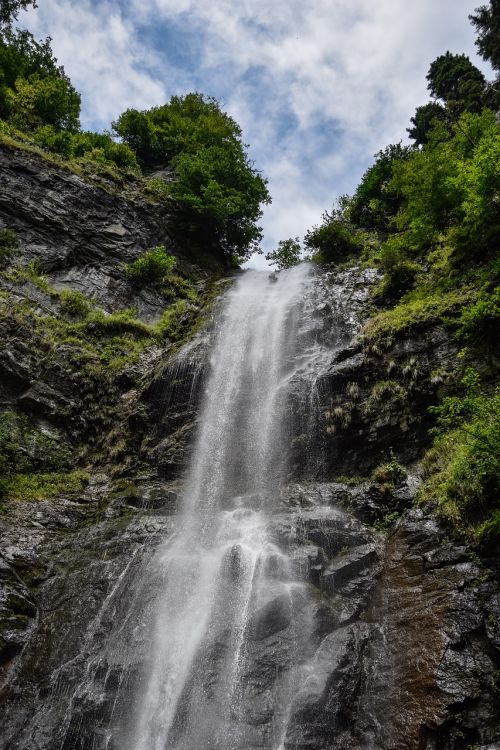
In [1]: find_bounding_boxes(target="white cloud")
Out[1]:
[20,0,493,262]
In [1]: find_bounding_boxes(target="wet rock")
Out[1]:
[320,543,379,594]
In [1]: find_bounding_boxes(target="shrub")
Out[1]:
[155,300,194,340]
[59,289,92,317]
[34,126,139,170]
[5,73,80,132]
[420,371,500,538]
[125,245,176,285]
[372,459,407,487]
[304,216,364,264]
[457,286,500,347]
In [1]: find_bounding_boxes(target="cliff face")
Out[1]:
[0,145,499,749]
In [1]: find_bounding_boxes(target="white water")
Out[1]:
[128,266,312,750]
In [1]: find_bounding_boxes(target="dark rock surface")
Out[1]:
[0,144,498,750]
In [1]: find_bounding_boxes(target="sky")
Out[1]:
[22,0,492,268]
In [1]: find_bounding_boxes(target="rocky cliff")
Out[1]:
[0,143,499,749]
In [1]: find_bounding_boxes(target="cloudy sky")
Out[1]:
[23,0,492,267]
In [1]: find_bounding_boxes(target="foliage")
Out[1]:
[456,285,500,347]
[407,102,447,146]
[125,245,176,284]
[386,111,499,266]
[0,410,72,476]
[33,126,139,169]
[0,28,80,130]
[305,199,365,264]
[427,52,486,112]
[349,145,413,231]
[0,410,78,501]
[113,93,270,262]
[362,288,475,344]
[113,93,242,166]
[372,458,407,488]
[0,0,36,26]
[155,300,192,339]
[373,239,420,302]
[470,0,500,71]
[265,237,301,269]
[59,289,93,317]
[420,371,500,546]
[0,227,19,266]
[5,73,80,131]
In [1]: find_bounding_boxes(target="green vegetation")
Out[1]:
[124,245,198,301]
[470,0,500,98]
[0,227,19,266]
[306,2,499,553]
[125,245,176,284]
[59,289,92,317]
[0,410,88,501]
[1,470,88,501]
[1,8,269,267]
[265,237,302,269]
[371,458,407,490]
[113,94,270,263]
[0,27,80,131]
[419,370,499,548]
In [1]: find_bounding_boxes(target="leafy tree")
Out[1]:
[349,144,413,231]
[114,94,270,263]
[427,52,486,112]
[265,237,301,269]
[387,110,499,264]
[0,28,80,129]
[470,0,500,71]
[0,0,36,26]
[6,73,80,130]
[407,102,447,146]
[304,202,364,264]
[113,93,243,168]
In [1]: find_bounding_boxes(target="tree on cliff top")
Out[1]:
[113,94,271,264]
[427,52,486,112]
[470,0,500,71]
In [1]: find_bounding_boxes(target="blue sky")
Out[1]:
[23,0,492,268]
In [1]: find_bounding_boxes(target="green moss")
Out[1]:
[1,469,89,501]
[372,511,401,531]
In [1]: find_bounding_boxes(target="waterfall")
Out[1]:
[126,265,314,750]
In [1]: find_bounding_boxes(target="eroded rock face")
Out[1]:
[0,225,498,749]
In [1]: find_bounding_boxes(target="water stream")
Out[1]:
[126,266,314,749]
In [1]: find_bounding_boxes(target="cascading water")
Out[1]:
[125,265,314,750]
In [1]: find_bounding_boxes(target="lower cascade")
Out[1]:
[126,266,315,749]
